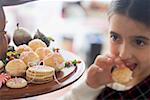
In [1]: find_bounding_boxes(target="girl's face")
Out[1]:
[109,14,150,85]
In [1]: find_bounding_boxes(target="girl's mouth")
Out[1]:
[111,61,138,73]
[125,63,137,71]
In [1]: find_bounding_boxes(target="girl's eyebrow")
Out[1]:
[110,31,119,35]
[134,36,150,41]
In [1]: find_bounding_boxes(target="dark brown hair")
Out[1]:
[108,0,150,26]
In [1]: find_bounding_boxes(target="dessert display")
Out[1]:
[35,47,52,60]
[26,65,55,84]
[0,4,85,99]
[0,34,81,87]
[0,25,83,100]
[28,39,47,51]
[112,66,133,84]
[6,77,27,88]
[5,59,27,76]
[0,36,81,87]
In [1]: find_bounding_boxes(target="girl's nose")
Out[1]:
[119,43,132,60]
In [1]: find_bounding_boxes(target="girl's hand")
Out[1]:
[86,55,114,89]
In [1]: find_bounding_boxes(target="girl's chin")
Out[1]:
[131,68,139,80]
[125,75,145,87]
[121,67,149,87]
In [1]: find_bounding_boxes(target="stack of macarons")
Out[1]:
[26,65,55,84]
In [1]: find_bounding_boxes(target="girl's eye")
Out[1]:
[135,39,145,47]
[110,34,119,41]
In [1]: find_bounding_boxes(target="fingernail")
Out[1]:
[98,67,103,72]
[107,58,112,61]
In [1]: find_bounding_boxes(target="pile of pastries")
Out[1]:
[0,39,66,89]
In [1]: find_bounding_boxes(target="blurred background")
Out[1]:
[4,0,112,67]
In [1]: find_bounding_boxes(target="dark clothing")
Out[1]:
[97,76,150,100]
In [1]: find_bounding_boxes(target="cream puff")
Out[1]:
[28,39,47,51]
[35,47,52,60]
[5,59,27,76]
[43,53,65,71]
[16,44,33,54]
[20,51,40,66]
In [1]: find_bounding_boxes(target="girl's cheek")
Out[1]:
[110,43,119,57]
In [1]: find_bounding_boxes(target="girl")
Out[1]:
[61,0,150,99]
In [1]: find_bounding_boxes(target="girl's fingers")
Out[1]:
[93,55,114,75]
[106,54,116,59]
[106,54,117,65]
[94,55,107,65]
[94,55,114,66]
[107,57,114,64]
[88,64,103,73]
[88,64,113,85]
[114,57,126,68]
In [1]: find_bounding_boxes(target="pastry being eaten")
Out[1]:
[35,47,52,60]
[5,59,27,76]
[26,65,55,84]
[112,66,133,84]
[43,53,65,72]
[16,44,33,54]
[20,51,40,66]
[28,39,47,51]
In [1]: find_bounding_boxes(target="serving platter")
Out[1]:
[0,50,85,100]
